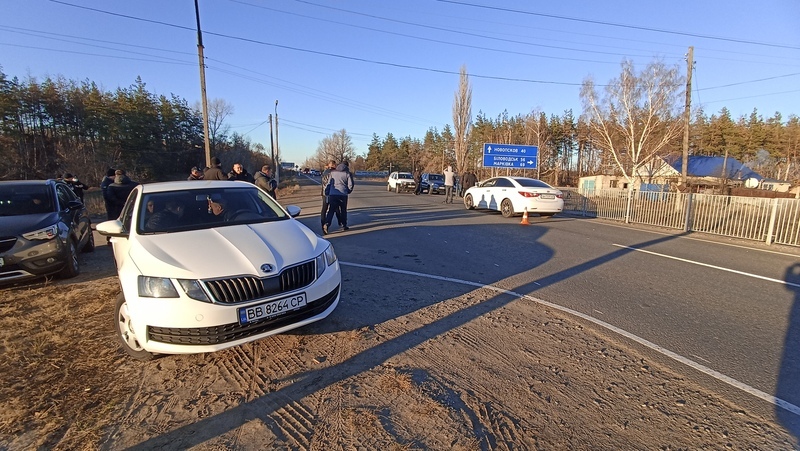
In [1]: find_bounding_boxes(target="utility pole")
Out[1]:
[681,46,694,188]
[268,113,275,171]
[194,0,211,168]
[274,100,280,186]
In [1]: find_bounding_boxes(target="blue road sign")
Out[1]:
[482,143,538,169]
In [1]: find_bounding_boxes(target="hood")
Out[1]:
[0,213,60,236]
[130,219,325,280]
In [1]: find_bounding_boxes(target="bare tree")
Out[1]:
[315,129,356,167]
[580,59,684,186]
[452,65,472,174]
[197,98,234,153]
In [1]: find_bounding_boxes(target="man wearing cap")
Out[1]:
[204,157,227,181]
[187,167,204,181]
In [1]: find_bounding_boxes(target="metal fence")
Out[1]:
[562,188,800,247]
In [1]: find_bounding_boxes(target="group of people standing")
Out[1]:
[192,157,278,200]
[320,160,354,235]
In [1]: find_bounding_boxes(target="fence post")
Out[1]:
[625,189,633,224]
[684,192,693,232]
[765,198,779,245]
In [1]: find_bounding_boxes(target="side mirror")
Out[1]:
[286,205,301,218]
[96,219,128,238]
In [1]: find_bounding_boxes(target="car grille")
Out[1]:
[147,285,340,345]
[203,260,316,304]
[0,237,16,254]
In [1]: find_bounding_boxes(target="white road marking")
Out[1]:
[612,244,800,289]
[340,261,800,418]
[581,218,800,258]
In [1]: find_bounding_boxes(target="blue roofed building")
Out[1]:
[636,155,767,193]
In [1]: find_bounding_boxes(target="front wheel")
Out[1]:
[82,228,95,253]
[58,240,80,279]
[115,293,154,361]
[464,194,475,210]
[501,199,515,218]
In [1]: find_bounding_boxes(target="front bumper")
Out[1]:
[0,238,67,284]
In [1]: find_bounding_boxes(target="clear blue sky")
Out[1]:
[2,0,799,167]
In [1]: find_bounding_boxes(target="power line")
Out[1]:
[436,0,800,51]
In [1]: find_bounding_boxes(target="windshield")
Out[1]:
[139,186,288,233]
[398,173,413,179]
[427,174,443,181]
[0,185,54,216]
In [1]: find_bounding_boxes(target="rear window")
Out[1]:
[516,178,553,189]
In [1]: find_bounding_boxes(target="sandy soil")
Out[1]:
[1,187,797,450]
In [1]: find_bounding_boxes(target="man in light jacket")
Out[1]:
[322,162,354,235]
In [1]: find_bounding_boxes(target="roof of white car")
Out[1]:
[139,180,253,193]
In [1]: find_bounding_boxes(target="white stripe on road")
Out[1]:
[612,244,800,289]
[340,261,800,417]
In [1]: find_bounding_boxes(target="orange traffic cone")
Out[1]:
[520,209,529,225]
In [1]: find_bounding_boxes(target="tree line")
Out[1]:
[357,105,800,187]
[2,64,798,189]
[0,69,270,187]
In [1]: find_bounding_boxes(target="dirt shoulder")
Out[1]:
[0,185,796,450]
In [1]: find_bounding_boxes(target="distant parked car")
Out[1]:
[463,176,564,218]
[420,173,445,194]
[309,170,321,176]
[0,179,94,285]
[96,180,341,360]
[386,172,416,193]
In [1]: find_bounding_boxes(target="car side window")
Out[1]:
[55,184,75,210]
[495,179,513,188]
[119,189,138,232]
[482,179,496,188]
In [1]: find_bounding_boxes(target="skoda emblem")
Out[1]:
[260,263,275,273]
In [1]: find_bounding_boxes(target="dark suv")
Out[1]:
[420,173,445,194]
[0,180,94,285]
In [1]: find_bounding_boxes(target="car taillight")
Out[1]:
[556,193,563,198]
[518,191,540,198]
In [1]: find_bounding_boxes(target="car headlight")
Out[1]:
[316,244,337,278]
[177,279,211,302]
[23,225,58,241]
[138,276,179,298]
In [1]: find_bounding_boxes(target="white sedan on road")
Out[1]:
[463,176,564,218]
[97,181,341,360]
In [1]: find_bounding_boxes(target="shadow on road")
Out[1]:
[777,263,800,439]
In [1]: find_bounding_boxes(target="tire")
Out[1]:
[82,228,95,253]
[464,194,475,210]
[501,199,515,218]
[58,240,80,279]
[115,292,154,361]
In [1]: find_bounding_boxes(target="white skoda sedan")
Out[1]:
[97,181,341,360]
[463,176,564,218]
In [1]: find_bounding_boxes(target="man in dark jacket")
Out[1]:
[187,166,204,181]
[106,170,138,219]
[254,164,278,199]
[203,157,227,181]
[100,168,117,220]
[319,160,338,229]
[62,173,87,202]
[322,162,354,235]
[228,163,255,183]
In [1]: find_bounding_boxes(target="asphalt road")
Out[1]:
[293,174,800,430]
